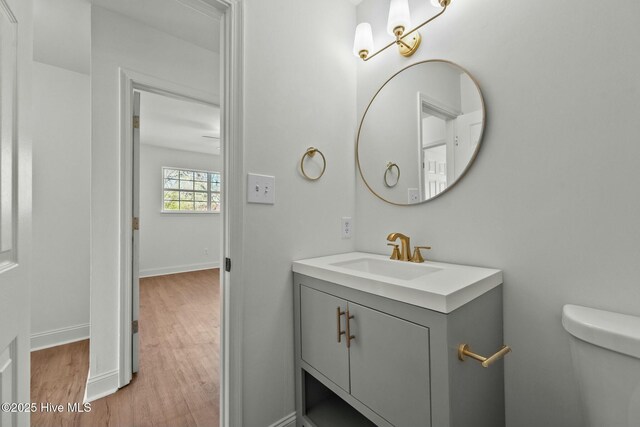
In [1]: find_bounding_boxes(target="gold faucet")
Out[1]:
[387,233,432,262]
[387,232,411,261]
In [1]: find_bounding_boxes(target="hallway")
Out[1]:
[30,269,220,427]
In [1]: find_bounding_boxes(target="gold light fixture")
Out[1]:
[353,0,451,61]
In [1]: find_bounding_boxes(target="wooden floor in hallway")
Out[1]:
[30,269,220,427]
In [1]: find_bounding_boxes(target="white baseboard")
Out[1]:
[84,369,119,403]
[139,261,219,278]
[268,412,296,427]
[30,323,90,351]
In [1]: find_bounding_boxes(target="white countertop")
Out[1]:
[292,252,503,314]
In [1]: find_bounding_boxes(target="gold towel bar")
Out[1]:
[300,147,326,181]
[458,343,511,368]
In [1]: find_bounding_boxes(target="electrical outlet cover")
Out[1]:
[408,188,420,204]
[342,217,352,239]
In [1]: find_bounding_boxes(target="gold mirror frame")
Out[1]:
[356,59,486,206]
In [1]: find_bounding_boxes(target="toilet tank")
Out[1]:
[562,305,640,427]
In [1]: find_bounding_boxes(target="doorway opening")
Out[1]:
[28,0,244,426]
[116,2,245,425]
[131,88,223,424]
[417,93,458,201]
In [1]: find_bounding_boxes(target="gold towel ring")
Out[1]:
[300,147,326,181]
[384,162,400,187]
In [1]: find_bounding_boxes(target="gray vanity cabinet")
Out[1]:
[294,272,506,427]
[348,302,431,427]
[300,286,350,392]
[300,285,431,426]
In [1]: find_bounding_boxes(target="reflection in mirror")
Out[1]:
[357,60,485,205]
[384,162,400,188]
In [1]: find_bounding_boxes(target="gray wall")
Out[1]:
[242,0,357,424]
[355,0,640,426]
[31,61,90,349]
[31,0,91,351]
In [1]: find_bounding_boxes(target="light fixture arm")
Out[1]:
[362,4,448,61]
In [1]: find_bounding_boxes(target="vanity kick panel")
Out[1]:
[348,302,431,427]
[300,286,350,392]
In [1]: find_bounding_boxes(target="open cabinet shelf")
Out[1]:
[303,371,376,427]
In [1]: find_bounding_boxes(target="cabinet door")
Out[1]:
[349,302,431,427]
[300,286,350,392]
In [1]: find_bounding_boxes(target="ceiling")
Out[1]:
[139,90,221,155]
[91,0,221,52]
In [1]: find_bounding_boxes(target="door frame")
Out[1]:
[417,92,459,200]
[117,1,244,426]
[118,68,220,386]
[125,85,221,379]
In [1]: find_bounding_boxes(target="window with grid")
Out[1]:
[162,167,221,213]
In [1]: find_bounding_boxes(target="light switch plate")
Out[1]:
[247,173,275,204]
[408,188,420,204]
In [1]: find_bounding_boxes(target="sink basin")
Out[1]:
[292,252,503,313]
[331,257,441,281]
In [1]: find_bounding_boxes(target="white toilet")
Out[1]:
[562,304,640,427]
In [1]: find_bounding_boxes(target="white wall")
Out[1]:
[33,0,90,75]
[31,62,91,350]
[139,145,220,277]
[89,5,219,398]
[355,1,640,426]
[460,73,481,114]
[31,0,91,351]
[241,0,357,424]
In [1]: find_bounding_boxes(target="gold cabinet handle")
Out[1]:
[458,343,511,368]
[336,307,346,343]
[345,310,356,348]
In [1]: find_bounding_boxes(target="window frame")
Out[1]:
[161,166,221,214]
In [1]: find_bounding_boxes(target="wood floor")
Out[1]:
[30,269,220,427]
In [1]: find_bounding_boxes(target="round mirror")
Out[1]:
[356,60,485,205]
